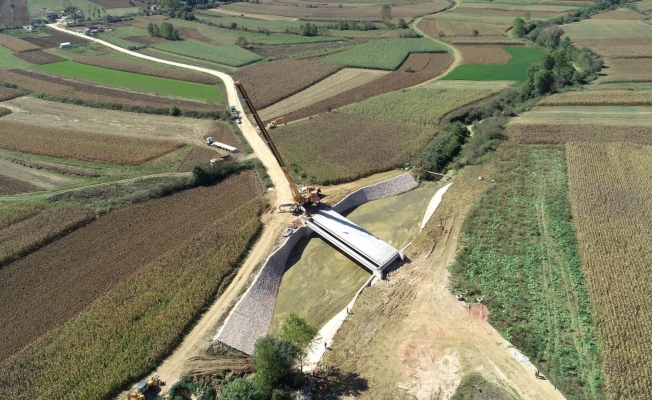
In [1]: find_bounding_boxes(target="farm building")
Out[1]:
[59,42,72,49]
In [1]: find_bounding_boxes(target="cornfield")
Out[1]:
[600,74,652,84]
[0,201,48,229]
[0,121,184,165]
[566,141,652,399]
[0,86,23,102]
[0,196,267,399]
[0,206,94,266]
[508,123,652,146]
[538,91,652,106]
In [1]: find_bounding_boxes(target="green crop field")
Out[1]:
[442,47,544,82]
[318,38,449,70]
[152,40,263,67]
[35,61,221,102]
[449,144,601,399]
[0,46,31,70]
[342,87,501,128]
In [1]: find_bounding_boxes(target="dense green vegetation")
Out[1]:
[35,61,221,102]
[319,38,449,70]
[0,46,31,70]
[442,47,545,82]
[449,144,601,399]
[153,40,263,67]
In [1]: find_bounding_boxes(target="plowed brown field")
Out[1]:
[0,175,38,196]
[233,59,341,110]
[0,171,262,362]
[457,45,512,64]
[14,50,66,65]
[0,69,222,115]
[0,35,40,52]
[22,29,89,49]
[285,53,453,122]
[177,145,220,172]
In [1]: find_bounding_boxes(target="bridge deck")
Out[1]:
[305,209,399,273]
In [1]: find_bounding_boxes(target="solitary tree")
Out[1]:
[381,4,392,26]
[221,378,266,400]
[252,336,296,394]
[512,17,526,37]
[236,36,249,47]
[397,17,408,29]
[279,313,319,369]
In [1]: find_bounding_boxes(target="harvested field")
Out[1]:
[341,86,500,128]
[259,68,388,120]
[0,175,38,196]
[0,0,28,26]
[21,29,89,49]
[443,37,521,45]
[603,58,652,74]
[0,173,263,378]
[206,121,240,147]
[0,97,213,142]
[285,52,453,122]
[512,106,652,126]
[508,123,652,145]
[0,69,222,116]
[319,38,448,70]
[599,74,652,84]
[273,112,429,184]
[538,90,652,106]
[0,158,84,190]
[0,121,184,165]
[89,0,135,8]
[233,59,342,109]
[429,19,511,37]
[0,35,40,53]
[590,8,644,19]
[13,50,66,65]
[131,15,170,29]
[574,39,652,58]
[456,3,577,12]
[457,45,512,64]
[562,20,652,40]
[566,141,652,399]
[177,145,220,172]
[0,206,94,266]
[74,56,219,84]
[123,34,169,46]
[175,26,222,45]
[454,7,565,17]
[417,19,439,38]
[0,87,23,101]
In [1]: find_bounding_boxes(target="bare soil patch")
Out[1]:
[0,171,261,362]
[457,45,512,64]
[0,96,212,142]
[21,29,89,49]
[0,69,222,115]
[285,52,453,122]
[417,19,439,38]
[0,35,40,52]
[74,55,219,84]
[0,87,23,102]
[591,8,644,19]
[13,50,66,65]
[0,174,39,196]
[232,59,342,110]
[0,0,29,27]
[177,145,220,172]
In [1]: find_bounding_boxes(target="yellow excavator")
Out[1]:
[234,80,319,213]
[266,116,285,129]
[127,376,165,400]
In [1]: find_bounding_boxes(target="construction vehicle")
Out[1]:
[127,376,165,400]
[266,116,285,129]
[234,80,319,211]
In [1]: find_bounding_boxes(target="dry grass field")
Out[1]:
[259,68,388,120]
[603,58,652,74]
[285,53,453,122]
[0,97,213,142]
[0,175,38,196]
[233,59,341,109]
[0,36,41,53]
[511,106,652,126]
[0,87,23,101]
[538,91,652,106]
[74,56,220,84]
[0,121,184,165]
[457,45,513,64]
[0,69,222,115]
[456,3,576,13]
[575,39,652,59]
[599,74,652,84]
[13,50,66,65]
[0,172,262,363]
[562,20,652,40]
[0,206,94,266]
[508,123,652,145]
[566,141,652,399]
[590,8,644,19]
[0,201,48,229]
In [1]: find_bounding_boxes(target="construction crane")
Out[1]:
[267,116,285,129]
[234,80,319,211]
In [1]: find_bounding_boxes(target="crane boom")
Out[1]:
[234,80,303,204]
